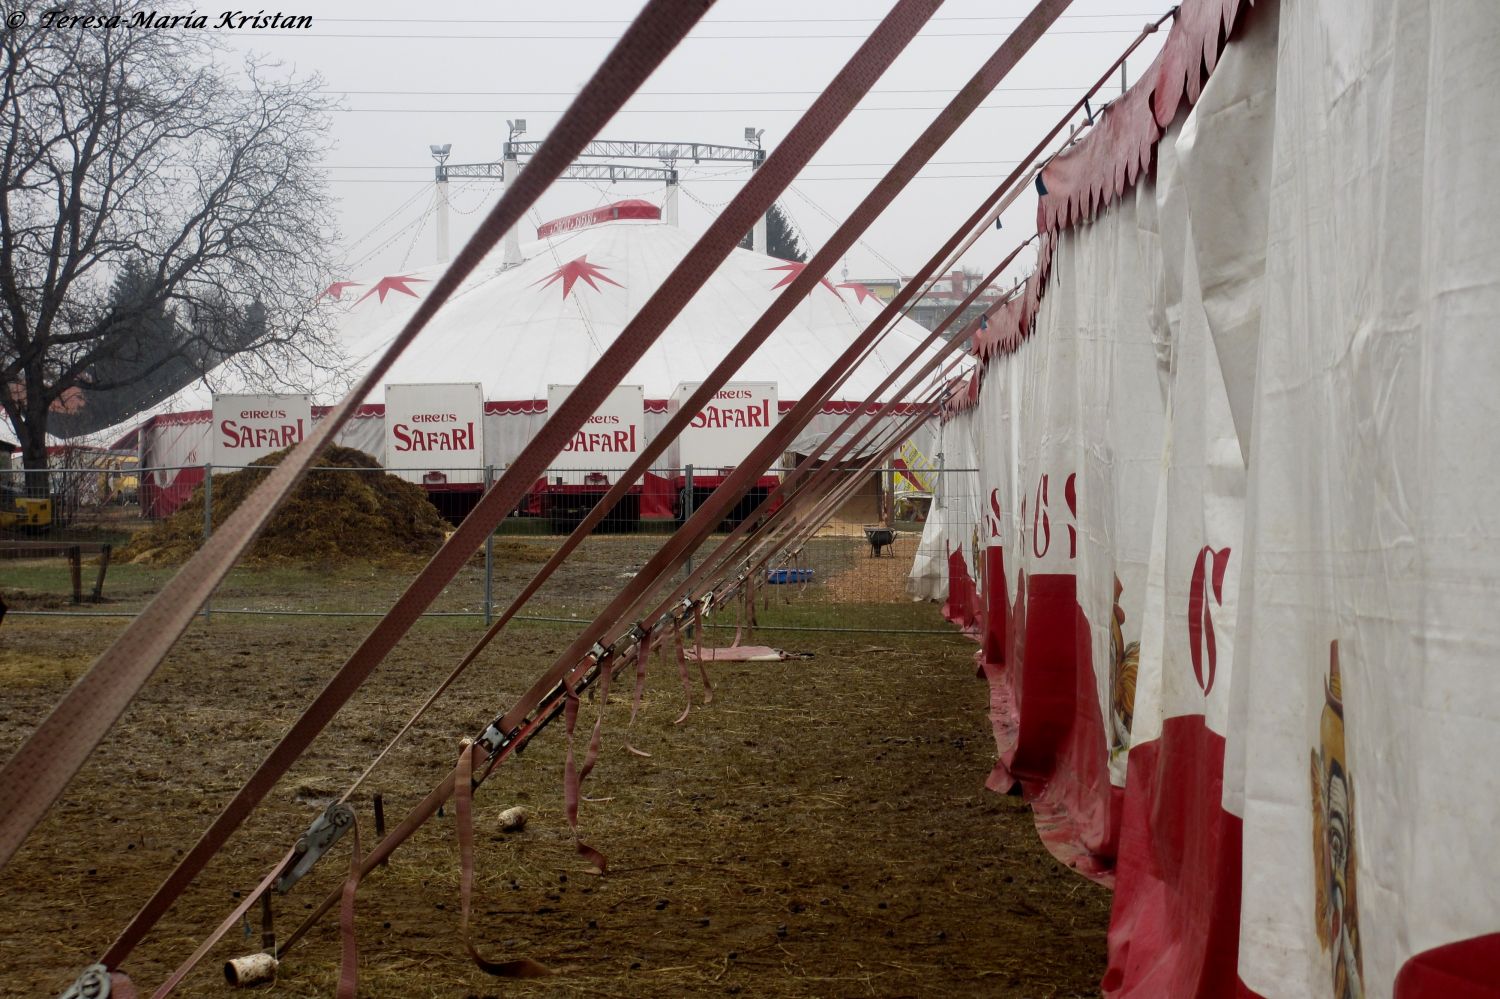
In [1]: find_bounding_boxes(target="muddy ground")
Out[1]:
[0,547,1109,997]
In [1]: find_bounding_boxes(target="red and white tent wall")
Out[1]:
[906,409,982,620]
[917,0,1500,994]
[134,401,917,518]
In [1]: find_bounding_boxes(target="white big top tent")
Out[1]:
[109,201,955,515]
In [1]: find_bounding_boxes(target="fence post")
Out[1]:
[202,463,212,624]
[483,463,494,625]
[885,463,896,527]
[935,451,945,510]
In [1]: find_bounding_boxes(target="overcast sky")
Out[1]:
[218,1,1167,288]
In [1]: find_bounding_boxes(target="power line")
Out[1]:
[318,159,1023,171]
[236,28,1143,41]
[340,183,431,251]
[775,159,1024,168]
[787,184,906,276]
[329,103,1074,114]
[315,13,1158,25]
[314,84,1099,96]
[323,174,1021,185]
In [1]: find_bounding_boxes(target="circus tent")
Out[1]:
[121,203,954,515]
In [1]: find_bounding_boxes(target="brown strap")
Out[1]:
[274,300,983,977]
[0,0,717,915]
[693,605,714,702]
[579,650,613,786]
[722,359,977,592]
[476,0,1069,761]
[746,573,757,639]
[675,392,947,632]
[574,647,616,857]
[336,815,361,999]
[571,333,951,711]
[330,0,949,804]
[314,0,1108,878]
[73,3,938,972]
[721,391,972,600]
[455,741,552,978]
[561,667,610,874]
[685,367,950,633]
[764,399,943,568]
[150,846,296,997]
[746,402,944,586]
[280,768,457,959]
[185,2,1094,965]
[662,78,1121,603]
[493,0,1076,751]
[274,346,944,975]
[671,619,695,726]
[724,242,1026,571]
[624,624,655,758]
[681,252,1017,602]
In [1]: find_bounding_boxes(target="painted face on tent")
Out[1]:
[1109,575,1138,758]
[1311,641,1363,999]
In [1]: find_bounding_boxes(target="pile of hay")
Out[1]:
[121,445,449,565]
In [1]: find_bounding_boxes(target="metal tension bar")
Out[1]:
[274,802,355,894]
[476,717,521,758]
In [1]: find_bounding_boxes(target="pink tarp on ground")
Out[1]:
[684,646,784,662]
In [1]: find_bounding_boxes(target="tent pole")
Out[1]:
[663,169,680,226]
[502,147,523,267]
[435,176,451,265]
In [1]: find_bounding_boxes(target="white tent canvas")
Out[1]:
[106,212,955,512]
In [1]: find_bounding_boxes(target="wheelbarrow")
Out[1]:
[863,525,896,557]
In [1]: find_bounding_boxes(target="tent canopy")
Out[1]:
[109,211,957,435]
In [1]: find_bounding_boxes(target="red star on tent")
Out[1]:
[836,281,878,304]
[319,280,361,301]
[354,274,427,305]
[532,255,624,299]
[767,262,842,299]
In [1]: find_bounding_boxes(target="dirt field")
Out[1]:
[0,557,1109,997]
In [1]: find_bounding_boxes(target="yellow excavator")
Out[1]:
[0,492,53,530]
[0,440,53,530]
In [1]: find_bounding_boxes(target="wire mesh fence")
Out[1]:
[1,461,981,633]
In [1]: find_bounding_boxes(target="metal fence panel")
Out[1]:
[1,463,979,633]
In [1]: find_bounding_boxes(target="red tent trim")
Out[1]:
[944,0,1260,413]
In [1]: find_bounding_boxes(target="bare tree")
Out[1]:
[0,2,338,493]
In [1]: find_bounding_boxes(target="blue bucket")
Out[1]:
[766,568,814,584]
